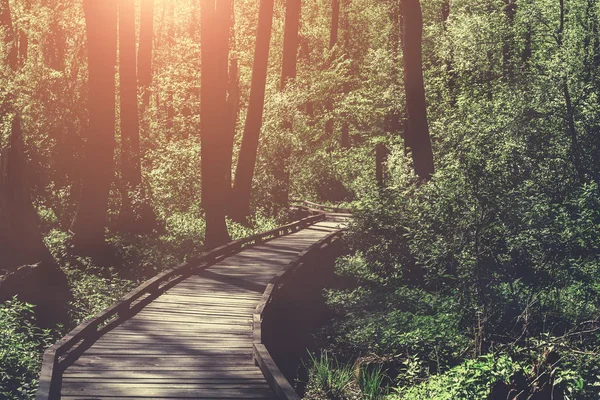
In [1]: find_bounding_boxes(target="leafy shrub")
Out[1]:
[0,299,60,400]
[390,353,527,400]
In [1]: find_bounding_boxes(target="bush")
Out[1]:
[0,299,60,400]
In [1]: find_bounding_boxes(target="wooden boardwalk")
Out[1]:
[58,218,345,399]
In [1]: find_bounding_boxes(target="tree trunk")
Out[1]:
[400,0,434,180]
[166,0,175,140]
[556,0,584,181]
[0,117,71,325]
[375,143,388,188]
[386,1,403,138]
[70,0,118,255]
[442,0,457,106]
[330,0,340,49]
[324,0,340,138]
[0,0,18,70]
[502,0,516,79]
[340,0,351,149]
[230,0,275,224]
[18,28,27,67]
[200,0,232,248]
[45,10,66,71]
[281,0,301,90]
[272,0,302,212]
[119,0,148,229]
[299,35,314,116]
[119,0,141,189]
[522,27,532,66]
[224,1,238,200]
[138,0,154,106]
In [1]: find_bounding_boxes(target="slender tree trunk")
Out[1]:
[375,143,388,188]
[18,28,26,67]
[556,0,584,181]
[272,0,302,213]
[522,28,532,64]
[299,35,314,116]
[502,0,516,79]
[138,0,154,106]
[224,0,238,200]
[386,1,402,136]
[281,0,301,90]
[166,0,175,140]
[442,0,457,106]
[46,12,65,71]
[230,0,275,223]
[0,0,17,70]
[329,0,340,50]
[400,0,434,180]
[324,0,340,138]
[70,0,118,255]
[200,0,232,248]
[118,0,146,229]
[120,0,141,189]
[340,0,351,149]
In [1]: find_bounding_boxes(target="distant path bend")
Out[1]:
[40,214,348,400]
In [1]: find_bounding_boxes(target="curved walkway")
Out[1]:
[57,217,346,399]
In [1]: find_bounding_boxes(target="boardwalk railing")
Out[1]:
[253,229,345,400]
[36,213,326,400]
[290,199,352,215]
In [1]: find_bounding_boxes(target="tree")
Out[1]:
[281,0,301,90]
[502,0,517,79]
[70,0,118,254]
[385,0,402,136]
[442,0,457,106]
[272,0,302,211]
[0,117,71,324]
[224,0,238,198]
[44,3,66,71]
[400,0,434,180]
[0,0,17,70]
[230,0,275,223]
[324,0,341,138]
[340,0,351,149]
[138,0,154,106]
[118,0,142,224]
[200,0,232,248]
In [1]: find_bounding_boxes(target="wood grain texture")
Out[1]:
[58,219,345,399]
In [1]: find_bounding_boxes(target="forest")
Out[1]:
[2,0,600,399]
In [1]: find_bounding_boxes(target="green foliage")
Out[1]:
[358,365,388,400]
[391,353,528,400]
[304,351,356,400]
[304,352,391,400]
[0,299,60,400]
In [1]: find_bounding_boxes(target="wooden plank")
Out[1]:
[140,308,253,316]
[61,387,276,398]
[100,331,253,339]
[71,356,256,369]
[63,370,266,379]
[84,347,253,356]
[127,315,252,325]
